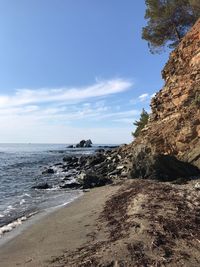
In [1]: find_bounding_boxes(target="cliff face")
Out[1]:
[134,18,200,169]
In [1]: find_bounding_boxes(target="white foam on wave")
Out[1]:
[20,199,25,205]
[5,205,14,213]
[23,193,31,197]
[0,211,37,237]
[46,185,60,191]
[0,216,27,236]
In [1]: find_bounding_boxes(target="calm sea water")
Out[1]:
[0,143,95,235]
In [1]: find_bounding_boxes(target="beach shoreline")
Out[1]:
[0,179,199,267]
[0,184,120,267]
[0,190,83,248]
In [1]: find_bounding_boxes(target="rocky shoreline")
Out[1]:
[33,143,200,193]
[33,146,123,190]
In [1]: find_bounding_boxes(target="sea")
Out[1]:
[0,143,96,239]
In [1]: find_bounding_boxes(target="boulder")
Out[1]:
[76,140,86,148]
[129,152,200,181]
[86,153,106,167]
[80,172,112,189]
[194,182,200,190]
[32,182,51,190]
[60,182,81,189]
[78,156,88,166]
[76,139,92,148]
[42,168,54,174]
[54,163,63,166]
[85,139,92,147]
[95,148,105,153]
[63,156,78,163]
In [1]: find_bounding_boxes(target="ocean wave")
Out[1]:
[5,205,14,212]
[20,199,25,205]
[0,216,27,236]
[45,186,60,191]
[23,193,31,198]
[0,212,37,237]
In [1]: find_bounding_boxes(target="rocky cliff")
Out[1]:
[46,19,200,186]
[149,18,200,166]
[118,19,200,180]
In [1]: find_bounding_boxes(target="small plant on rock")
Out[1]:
[132,109,149,138]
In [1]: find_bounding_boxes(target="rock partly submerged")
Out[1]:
[60,182,81,189]
[42,168,55,174]
[67,139,93,148]
[32,182,51,190]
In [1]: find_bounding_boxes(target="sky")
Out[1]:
[0,0,169,144]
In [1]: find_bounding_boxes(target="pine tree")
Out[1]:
[142,0,200,53]
[132,109,149,138]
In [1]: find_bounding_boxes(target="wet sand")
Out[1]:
[0,185,120,267]
[0,179,199,267]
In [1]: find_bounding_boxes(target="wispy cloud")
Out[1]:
[130,92,153,105]
[0,79,132,108]
[138,93,149,102]
[0,78,139,143]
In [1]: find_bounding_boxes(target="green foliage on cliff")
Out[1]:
[132,109,149,138]
[142,0,200,53]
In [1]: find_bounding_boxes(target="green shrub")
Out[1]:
[132,109,149,138]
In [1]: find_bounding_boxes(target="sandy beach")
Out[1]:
[0,184,120,267]
[0,179,199,267]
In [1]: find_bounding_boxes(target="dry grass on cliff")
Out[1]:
[50,179,200,267]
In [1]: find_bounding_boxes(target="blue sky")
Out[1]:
[0,0,169,144]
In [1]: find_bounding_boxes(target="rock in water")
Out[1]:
[76,140,86,148]
[32,183,51,189]
[60,182,81,189]
[76,139,92,148]
[42,168,55,174]
[84,139,92,147]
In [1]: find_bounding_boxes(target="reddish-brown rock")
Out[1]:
[118,19,200,179]
[139,19,199,167]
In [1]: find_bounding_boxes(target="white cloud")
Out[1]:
[0,78,138,143]
[0,79,132,108]
[130,92,155,105]
[138,93,149,102]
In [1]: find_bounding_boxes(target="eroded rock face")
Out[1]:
[129,153,200,181]
[134,19,200,169]
[79,20,200,182]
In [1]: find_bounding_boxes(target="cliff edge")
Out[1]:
[118,19,200,180]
